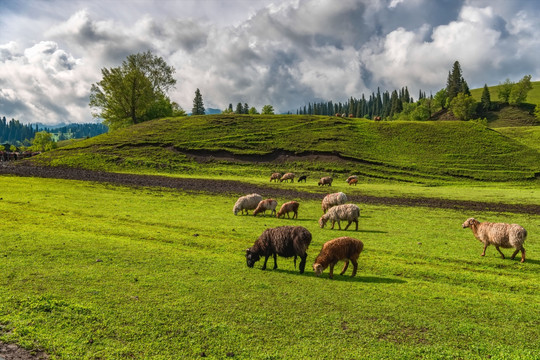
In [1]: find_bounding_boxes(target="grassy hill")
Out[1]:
[30,114,540,183]
[469,80,540,104]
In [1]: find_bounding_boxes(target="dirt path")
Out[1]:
[1,163,539,215]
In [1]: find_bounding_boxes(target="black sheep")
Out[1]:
[297,175,307,182]
[245,226,312,273]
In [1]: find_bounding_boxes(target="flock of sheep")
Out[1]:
[236,174,529,279]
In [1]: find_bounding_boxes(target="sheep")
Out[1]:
[245,225,312,273]
[233,193,263,215]
[321,192,347,214]
[462,218,527,262]
[270,172,282,182]
[313,237,364,279]
[318,176,333,186]
[297,175,307,183]
[345,175,358,184]
[348,178,358,186]
[280,172,295,183]
[253,199,278,216]
[319,204,360,231]
[276,201,299,219]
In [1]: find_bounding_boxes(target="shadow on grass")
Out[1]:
[272,268,406,284]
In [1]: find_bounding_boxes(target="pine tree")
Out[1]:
[192,89,205,115]
[480,84,491,113]
[446,61,464,102]
[236,102,243,114]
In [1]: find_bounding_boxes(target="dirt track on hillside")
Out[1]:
[1,163,539,215]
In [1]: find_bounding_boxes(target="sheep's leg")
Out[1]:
[272,253,278,269]
[340,261,349,275]
[293,211,298,219]
[344,221,352,230]
[337,221,342,230]
[481,243,488,256]
[262,256,269,270]
[286,212,290,219]
[328,263,335,279]
[330,221,335,230]
[495,246,505,259]
[511,247,526,262]
[299,254,307,274]
[351,259,358,277]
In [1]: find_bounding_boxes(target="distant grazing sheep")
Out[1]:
[313,237,364,279]
[246,225,312,273]
[233,193,263,215]
[348,114,353,118]
[335,113,341,117]
[270,172,282,182]
[280,173,295,183]
[319,203,360,231]
[321,192,347,214]
[253,199,278,216]
[374,116,382,121]
[345,175,358,184]
[276,201,299,219]
[348,178,358,186]
[298,175,307,183]
[318,176,333,186]
[462,218,527,262]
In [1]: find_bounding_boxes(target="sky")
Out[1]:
[1,0,539,125]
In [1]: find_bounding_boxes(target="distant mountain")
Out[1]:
[188,108,222,115]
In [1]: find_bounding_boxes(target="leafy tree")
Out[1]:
[497,78,514,103]
[0,145,4,151]
[534,103,540,122]
[480,84,491,113]
[31,131,57,152]
[433,89,448,110]
[449,93,476,121]
[9,145,16,152]
[248,107,259,115]
[222,107,234,114]
[171,102,187,117]
[509,75,533,106]
[192,88,205,115]
[261,105,274,115]
[89,51,176,131]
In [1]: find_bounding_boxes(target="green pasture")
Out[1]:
[1,176,539,359]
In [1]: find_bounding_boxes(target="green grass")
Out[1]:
[30,114,540,183]
[1,176,539,359]
[470,81,540,104]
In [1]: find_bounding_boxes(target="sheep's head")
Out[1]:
[313,263,324,276]
[245,249,260,268]
[318,216,328,228]
[462,218,478,229]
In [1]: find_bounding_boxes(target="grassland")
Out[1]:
[469,80,540,104]
[0,176,539,359]
[30,114,540,183]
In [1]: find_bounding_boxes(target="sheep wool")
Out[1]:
[253,199,278,216]
[321,192,347,214]
[233,193,263,215]
[276,201,299,219]
[319,203,360,231]
[313,237,364,279]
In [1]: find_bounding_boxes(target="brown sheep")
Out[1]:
[345,175,358,184]
[280,172,295,183]
[270,172,282,182]
[313,237,364,279]
[348,178,358,186]
[318,176,333,186]
[253,199,278,216]
[276,201,299,219]
[462,218,527,262]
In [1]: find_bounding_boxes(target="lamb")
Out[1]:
[270,172,282,182]
[318,176,333,186]
[345,175,358,184]
[253,199,278,216]
[462,218,527,262]
[280,172,295,183]
[233,193,263,215]
[276,201,299,219]
[246,225,312,273]
[313,237,364,279]
[348,178,358,186]
[297,175,307,183]
[321,192,347,214]
[319,204,360,231]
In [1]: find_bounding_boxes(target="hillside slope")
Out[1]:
[30,115,540,183]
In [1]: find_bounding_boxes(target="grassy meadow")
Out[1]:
[0,176,539,359]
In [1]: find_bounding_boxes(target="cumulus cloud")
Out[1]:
[0,0,539,124]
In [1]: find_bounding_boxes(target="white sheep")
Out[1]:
[319,204,360,231]
[280,173,295,183]
[321,192,347,214]
[462,218,527,262]
[318,176,333,186]
[233,193,263,215]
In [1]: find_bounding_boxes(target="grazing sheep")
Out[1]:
[280,172,295,183]
[298,175,307,183]
[374,116,382,121]
[335,113,341,117]
[345,175,358,184]
[253,199,278,216]
[348,178,358,186]
[233,193,263,215]
[318,176,333,186]
[462,218,527,262]
[321,192,347,214]
[276,201,299,219]
[313,237,364,279]
[319,204,360,231]
[270,172,282,182]
[246,225,312,273]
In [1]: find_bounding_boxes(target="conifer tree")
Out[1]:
[480,84,491,113]
[192,88,205,115]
